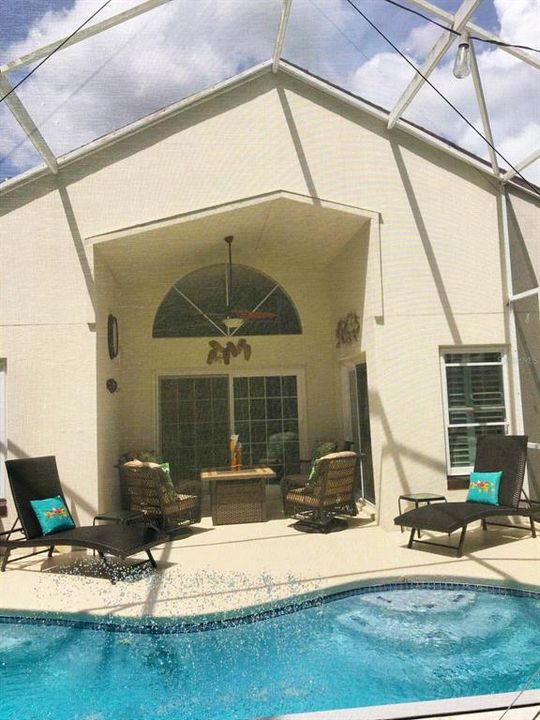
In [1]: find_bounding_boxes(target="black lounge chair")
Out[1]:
[394,436,537,557]
[1,456,168,574]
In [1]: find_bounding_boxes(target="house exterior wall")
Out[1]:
[1,182,98,526]
[0,70,521,530]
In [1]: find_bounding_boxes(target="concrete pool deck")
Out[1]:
[1,493,539,720]
[1,492,538,619]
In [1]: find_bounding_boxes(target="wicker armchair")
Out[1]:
[280,440,338,502]
[119,464,201,533]
[284,451,359,532]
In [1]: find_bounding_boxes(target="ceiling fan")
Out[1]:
[221,235,278,331]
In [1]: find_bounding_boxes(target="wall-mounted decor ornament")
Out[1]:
[106,378,118,393]
[336,311,360,347]
[107,314,119,359]
[207,339,252,365]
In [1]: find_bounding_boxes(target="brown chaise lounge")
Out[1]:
[1,456,167,574]
[394,435,537,557]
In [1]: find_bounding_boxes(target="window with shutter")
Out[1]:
[441,350,509,474]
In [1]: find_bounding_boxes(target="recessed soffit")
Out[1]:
[91,191,372,286]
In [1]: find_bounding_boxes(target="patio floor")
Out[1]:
[1,487,538,620]
[1,486,539,720]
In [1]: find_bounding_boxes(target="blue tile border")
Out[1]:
[0,581,538,635]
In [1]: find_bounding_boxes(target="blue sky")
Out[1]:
[1,0,539,182]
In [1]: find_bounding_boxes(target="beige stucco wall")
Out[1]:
[0,179,98,527]
[1,69,523,530]
[94,256,122,514]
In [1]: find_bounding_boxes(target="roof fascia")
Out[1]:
[1,59,538,202]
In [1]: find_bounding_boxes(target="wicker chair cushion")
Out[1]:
[163,494,199,512]
[286,488,339,508]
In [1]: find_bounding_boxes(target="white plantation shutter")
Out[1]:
[442,352,508,473]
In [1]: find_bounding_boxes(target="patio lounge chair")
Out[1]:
[284,451,359,532]
[394,435,537,557]
[1,456,167,573]
[119,463,201,533]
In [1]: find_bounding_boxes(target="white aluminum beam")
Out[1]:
[405,0,540,70]
[0,75,57,173]
[499,188,525,436]
[0,0,173,75]
[273,0,293,73]
[387,0,481,130]
[469,42,498,175]
[508,287,540,303]
[501,147,540,182]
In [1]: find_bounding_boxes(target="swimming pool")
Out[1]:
[1,582,539,720]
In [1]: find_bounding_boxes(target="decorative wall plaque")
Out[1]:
[207,339,252,365]
[335,311,360,347]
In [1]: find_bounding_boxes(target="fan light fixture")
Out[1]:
[453,33,471,79]
[223,316,244,330]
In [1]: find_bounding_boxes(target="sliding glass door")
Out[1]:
[160,376,230,484]
[159,373,301,483]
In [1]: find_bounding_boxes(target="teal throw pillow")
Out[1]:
[30,496,75,535]
[466,471,502,505]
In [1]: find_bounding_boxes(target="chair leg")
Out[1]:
[47,546,55,557]
[530,516,537,539]
[1,548,10,572]
[146,550,157,568]
[481,519,487,531]
[456,526,467,557]
[407,527,416,549]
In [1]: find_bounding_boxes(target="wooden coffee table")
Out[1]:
[200,467,276,525]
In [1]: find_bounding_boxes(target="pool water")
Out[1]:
[1,584,539,720]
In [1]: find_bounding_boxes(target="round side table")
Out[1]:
[398,492,447,535]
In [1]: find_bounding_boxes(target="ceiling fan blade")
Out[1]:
[235,310,278,320]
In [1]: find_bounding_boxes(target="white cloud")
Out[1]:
[1,0,282,167]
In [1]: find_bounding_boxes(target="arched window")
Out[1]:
[153,264,302,337]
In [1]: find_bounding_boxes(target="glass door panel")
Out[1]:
[233,375,300,476]
[160,375,230,484]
